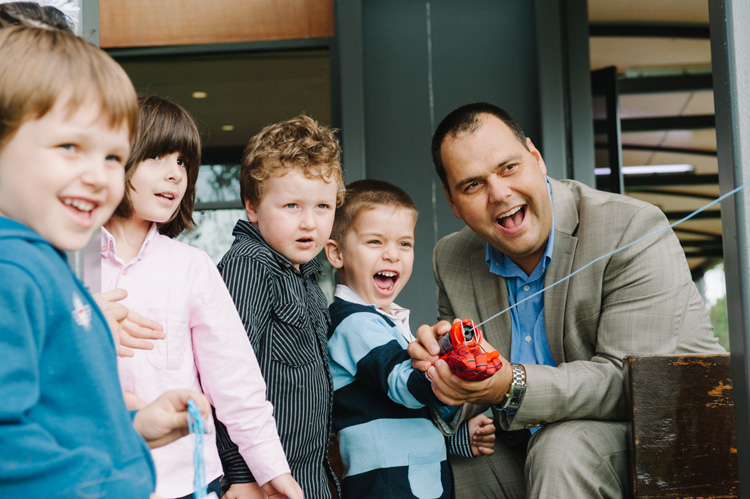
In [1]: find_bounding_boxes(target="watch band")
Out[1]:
[501,363,526,414]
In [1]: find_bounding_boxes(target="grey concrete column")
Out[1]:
[709,0,750,492]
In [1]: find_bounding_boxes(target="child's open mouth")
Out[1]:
[61,196,97,224]
[373,271,399,294]
[155,192,176,205]
[62,197,95,213]
[497,205,526,230]
[296,237,315,249]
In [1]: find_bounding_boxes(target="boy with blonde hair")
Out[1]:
[0,26,210,497]
[217,115,345,498]
[324,179,495,498]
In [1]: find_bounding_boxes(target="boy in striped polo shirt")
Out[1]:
[324,179,495,498]
[216,115,345,499]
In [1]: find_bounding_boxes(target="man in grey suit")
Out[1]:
[409,102,724,498]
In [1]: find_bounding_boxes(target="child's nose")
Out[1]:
[383,244,399,261]
[166,159,184,183]
[299,209,315,229]
[81,157,109,188]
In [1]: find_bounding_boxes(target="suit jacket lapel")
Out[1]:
[470,244,512,359]
[545,178,579,365]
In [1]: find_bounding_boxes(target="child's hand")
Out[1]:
[468,414,496,457]
[262,473,304,499]
[222,482,266,499]
[93,289,164,357]
[123,391,148,410]
[132,389,211,449]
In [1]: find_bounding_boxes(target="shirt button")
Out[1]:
[523,284,530,291]
[100,245,107,252]
[122,269,128,276]
[525,335,532,343]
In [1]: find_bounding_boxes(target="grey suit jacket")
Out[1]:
[434,178,724,431]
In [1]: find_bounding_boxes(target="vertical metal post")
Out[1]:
[67,0,101,289]
[79,0,98,45]
[534,0,595,186]
[591,66,624,194]
[65,0,99,284]
[332,0,366,182]
[709,0,750,495]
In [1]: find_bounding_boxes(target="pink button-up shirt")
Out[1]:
[97,225,289,497]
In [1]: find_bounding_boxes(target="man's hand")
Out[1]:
[133,390,211,449]
[426,354,513,406]
[410,320,513,404]
[467,414,496,457]
[261,473,304,499]
[93,289,164,357]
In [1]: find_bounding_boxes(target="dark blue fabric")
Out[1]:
[342,461,453,499]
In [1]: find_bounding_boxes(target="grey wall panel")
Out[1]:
[357,0,541,327]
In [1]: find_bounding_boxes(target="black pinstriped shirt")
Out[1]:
[215,220,336,498]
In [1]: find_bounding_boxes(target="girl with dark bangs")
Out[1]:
[93,95,302,499]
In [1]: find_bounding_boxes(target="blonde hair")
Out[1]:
[329,179,418,245]
[240,115,345,206]
[0,26,137,150]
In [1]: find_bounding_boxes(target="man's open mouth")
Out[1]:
[497,205,526,230]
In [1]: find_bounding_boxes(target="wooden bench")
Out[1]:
[624,354,739,498]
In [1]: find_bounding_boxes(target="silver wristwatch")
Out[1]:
[500,363,526,414]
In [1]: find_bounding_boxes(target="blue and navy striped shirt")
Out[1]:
[329,296,471,498]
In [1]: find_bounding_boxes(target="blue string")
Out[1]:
[474,182,749,331]
[187,399,208,499]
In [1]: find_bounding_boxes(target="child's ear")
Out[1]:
[244,199,259,223]
[325,239,344,269]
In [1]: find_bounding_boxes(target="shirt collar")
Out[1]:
[485,178,555,281]
[334,284,413,341]
[101,223,159,264]
[232,218,325,278]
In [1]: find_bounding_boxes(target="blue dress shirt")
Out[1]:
[485,180,557,369]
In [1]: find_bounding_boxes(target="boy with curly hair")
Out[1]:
[217,115,345,499]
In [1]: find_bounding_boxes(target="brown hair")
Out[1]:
[114,95,201,238]
[329,179,418,245]
[0,26,137,151]
[240,114,345,207]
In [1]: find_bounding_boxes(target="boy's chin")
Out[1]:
[48,228,98,253]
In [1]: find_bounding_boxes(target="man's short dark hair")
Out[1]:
[431,102,528,193]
